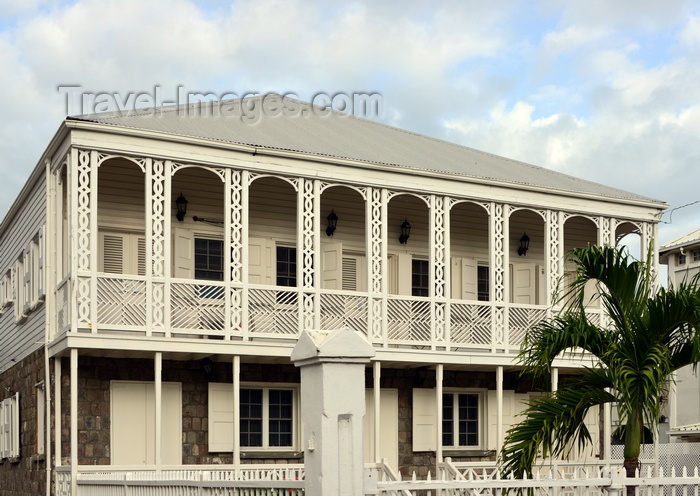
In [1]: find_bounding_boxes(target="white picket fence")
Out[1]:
[367,465,700,496]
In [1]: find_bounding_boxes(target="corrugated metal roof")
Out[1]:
[660,228,700,253]
[69,95,663,205]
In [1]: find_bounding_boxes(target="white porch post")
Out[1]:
[291,328,375,496]
[436,363,443,465]
[154,352,162,468]
[70,349,78,496]
[54,357,61,469]
[373,361,381,463]
[233,355,241,468]
[496,366,504,455]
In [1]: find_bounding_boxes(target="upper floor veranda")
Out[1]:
[41,129,662,362]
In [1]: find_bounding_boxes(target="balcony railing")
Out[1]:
[60,273,594,353]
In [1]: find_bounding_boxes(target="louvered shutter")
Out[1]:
[342,257,357,291]
[137,236,146,276]
[100,233,124,274]
[37,227,45,300]
[10,393,18,458]
[22,249,31,314]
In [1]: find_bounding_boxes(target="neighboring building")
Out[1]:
[0,96,666,495]
[660,230,700,440]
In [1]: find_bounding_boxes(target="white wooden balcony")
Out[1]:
[52,272,599,355]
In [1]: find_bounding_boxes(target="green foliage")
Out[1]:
[500,244,700,477]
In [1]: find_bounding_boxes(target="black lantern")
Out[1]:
[517,232,530,256]
[175,192,188,222]
[399,218,411,244]
[326,210,338,237]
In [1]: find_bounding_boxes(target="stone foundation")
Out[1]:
[0,348,48,496]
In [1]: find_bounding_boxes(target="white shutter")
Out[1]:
[173,228,194,279]
[37,227,45,300]
[208,383,234,452]
[487,390,529,451]
[137,236,146,276]
[396,253,413,296]
[342,257,358,291]
[248,237,274,285]
[99,233,124,274]
[364,389,399,468]
[11,393,19,458]
[22,249,31,314]
[510,263,536,304]
[321,242,342,289]
[0,400,6,459]
[412,388,437,451]
[451,257,477,300]
[111,382,181,465]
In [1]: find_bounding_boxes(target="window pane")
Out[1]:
[477,265,489,301]
[276,247,297,287]
[412,259,429,297]
[442,393,454,446]
[194,238,224,281]
[240,389,263,447]
[457,394,479,446]
[269,389,293,447]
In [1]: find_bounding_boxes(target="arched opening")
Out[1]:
[387,194,429,296]
[248,176,298,287]
[449,201,490,301]
[562,216,599,307]
[319,186,366,291]
[509,209,545,305]
[97,157,146,276]
[171,167,225,280]
[616,222,642,260]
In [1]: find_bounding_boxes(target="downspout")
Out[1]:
[44,351,51,496]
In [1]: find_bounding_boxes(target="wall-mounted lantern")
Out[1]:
[399,219,411,244]
[517,232,530,256]
[326,210,338,237]
[175,192,188,222]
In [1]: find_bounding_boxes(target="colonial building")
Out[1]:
[660,230,700,441]
[0,95,666,495]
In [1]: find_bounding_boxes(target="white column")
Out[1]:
[496,366,504,455]
[373,361,381,463]
[291,328,375,496]
[436,364,443,465]
[54,357,61,468]
[233,356,241,467]
[70,349,78,496]
[154,352,162,467]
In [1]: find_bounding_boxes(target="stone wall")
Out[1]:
[60,357,301,465]
[0,348,48,496]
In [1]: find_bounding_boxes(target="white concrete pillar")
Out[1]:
[291,328,375,496]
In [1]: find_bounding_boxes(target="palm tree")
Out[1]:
[500,244,700,483]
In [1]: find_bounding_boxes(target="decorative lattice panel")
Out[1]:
[449,302,492,348]
[508,306,547,350]
[248,288,299,338]
[387,298,431,346]
[96,277,147,328]
[319,293,369,337]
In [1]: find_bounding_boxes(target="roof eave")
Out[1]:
[66,120,669,212]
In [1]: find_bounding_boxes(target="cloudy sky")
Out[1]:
[1,0,699,247]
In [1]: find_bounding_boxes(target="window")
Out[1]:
[14,258,27,323]
[412,389,485,452]
[412,259,429,297]
[477,265,489,301]
[276,246,297,287]
[693,250,700,262]
[36,383,45,455]
[0,393,20,460]
[208,383,298,452]
[241,387,294,449]
[678,253,687,265]
[194,238,224,281]
[442,392,480,448]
